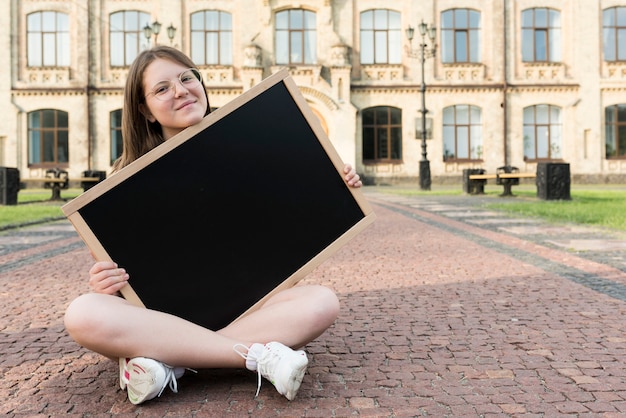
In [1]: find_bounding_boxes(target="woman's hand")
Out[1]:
[343,164,362,188]
[89,261,129,295]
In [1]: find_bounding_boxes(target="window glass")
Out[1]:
[442,105,482,161]
[362,107,402,162]
[441,9,481,63]
[109,10,150,67]
[275,9,316,65]
[521,8,561,62]
[110,110,123,164]
[523,105,562,160]
[605,104,626,158]
[28,110,69,166]
[360,9,401,64]
[27,11,70,67]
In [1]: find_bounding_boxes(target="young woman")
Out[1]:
[64,46,362,405]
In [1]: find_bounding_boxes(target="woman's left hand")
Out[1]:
[343,164,362,188]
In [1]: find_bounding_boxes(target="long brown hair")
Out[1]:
[113,46,211,172]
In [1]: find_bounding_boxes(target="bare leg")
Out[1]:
[64,284,339,369]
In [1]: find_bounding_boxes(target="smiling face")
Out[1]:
[140,58,209,140]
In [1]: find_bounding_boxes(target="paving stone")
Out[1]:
[0,188,625,416]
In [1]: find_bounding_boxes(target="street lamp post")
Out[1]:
[143,21,177,47]
[405,20,437,191]
[143,20,162,45]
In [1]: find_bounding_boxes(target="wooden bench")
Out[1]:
[20,175,103,201]
[467,168,536,197]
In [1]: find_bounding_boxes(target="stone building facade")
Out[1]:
[2,0,626,185]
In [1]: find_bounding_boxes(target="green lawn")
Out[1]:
[482,187,626,230]
[370,184,626,231]
[0,188,82,230]
[2,185,626,232]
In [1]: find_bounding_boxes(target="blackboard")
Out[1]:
[62,70,375,331]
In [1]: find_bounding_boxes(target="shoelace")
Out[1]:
[158,366,179,397]
[233,343,263,397]
[158,364,198,397]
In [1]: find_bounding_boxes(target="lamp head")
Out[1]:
[152,20,162,35]
[428,26,437,41]
[167,23,177,41]
[405,25,415,41]
[143,23,152,40]
[418,21,428,36]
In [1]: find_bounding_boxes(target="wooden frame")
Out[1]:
[62,69,375,330]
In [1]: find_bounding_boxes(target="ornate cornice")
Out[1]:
[12,89,86,96]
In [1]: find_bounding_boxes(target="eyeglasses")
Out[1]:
[145,68,203,101]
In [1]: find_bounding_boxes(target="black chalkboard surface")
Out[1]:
[62,70,375,331]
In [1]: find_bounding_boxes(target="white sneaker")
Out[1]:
[234,342,308,401]
[118,357,181,405]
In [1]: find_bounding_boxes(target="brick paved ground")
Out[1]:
[1,187,626,417]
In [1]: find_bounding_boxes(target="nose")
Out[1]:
[172,79,189,97]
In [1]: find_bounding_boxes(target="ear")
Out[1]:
[139,103,156,123]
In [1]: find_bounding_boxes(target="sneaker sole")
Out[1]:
[283,355,308,401]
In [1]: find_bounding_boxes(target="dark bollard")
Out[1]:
[81,170,107,191]
[536,162,571,200]
[462,168,486,194]
[0,167,20,205]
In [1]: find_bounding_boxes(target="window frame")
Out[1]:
[27,109,69,168]
[26,10,70,67]
[109,10,151,67]
[603,6,626,62]
[441,8,481,64]
[359,9,402,65]
[110,109,123,165]
[275,9,317,65]
[442,105,483,162]
[190,10,233,66]
[605,104,626,159]
[362,106,403,163]
[523,104,563,161]
[521,7,562,63]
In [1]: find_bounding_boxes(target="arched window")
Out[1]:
[190,10,233,65]
[360,9,401,64]
[441,9,481,63]
[605,104,626,159]
[521,8,561,62]
[275,9,316,65]
[523,105,562,160]
[442,105,482,161]
[110,109,123,165]
[362,106,402,162]
[27,11,70,67]
[110,10,151,67]
[603,7,626,61]
[28,109,69,167]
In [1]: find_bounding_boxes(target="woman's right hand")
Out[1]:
[89,261,129,295]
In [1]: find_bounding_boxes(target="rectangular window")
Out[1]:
[522,8,561,63]
[27,11,70,67]
[28,110,69,166]
[362,106,402,162]
[441,9,481,63]
[191,10,233,66]
[360,9,401,64]
[275,9,316,65]
[109,10,150,67]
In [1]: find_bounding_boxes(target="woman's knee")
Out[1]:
[307,285,340,326]
[64,293,112,342]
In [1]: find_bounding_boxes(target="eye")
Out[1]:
[153,84,171,95]
[180,72,196,84]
